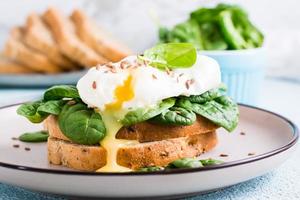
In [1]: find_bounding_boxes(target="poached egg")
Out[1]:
[77,54,221,172]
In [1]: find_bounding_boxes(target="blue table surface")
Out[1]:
[0,79,299,200]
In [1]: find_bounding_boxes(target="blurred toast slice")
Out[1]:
[3,27,61,73]
[43,7,107,67]
[0,56,33,74]
[71,9,132,62]
[24,13,77,70]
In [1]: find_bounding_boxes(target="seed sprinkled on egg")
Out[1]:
[152,74,157,79]
[185,80,190,89]
[120,61,130,69]
[92,81,97,89]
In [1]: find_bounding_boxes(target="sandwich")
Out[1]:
[17,43,239,172]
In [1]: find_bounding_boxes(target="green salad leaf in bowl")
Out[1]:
[159,4,264,50]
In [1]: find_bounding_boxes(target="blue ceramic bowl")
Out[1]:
[200,48,265,105]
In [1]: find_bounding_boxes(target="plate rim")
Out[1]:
[0,103,298,176]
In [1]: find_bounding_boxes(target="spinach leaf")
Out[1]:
[121,98,175,126]
[200,158,224,166]
[151,107,196,126]
[177,95,239,132]
[138,166,164,172]
[159,20,204,50]
[167,158,203,169]
[140,43,197,69]
[19,130,49,143]
[58,103,106,145]
[37,100,65,115]
[17,101,48,123]
[44,85,80,101]
[183,85,226,104]
[17,100,65,123]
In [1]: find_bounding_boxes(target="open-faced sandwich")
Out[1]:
[17,43,239,172]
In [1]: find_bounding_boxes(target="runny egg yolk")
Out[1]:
[97,75,137,172]
[105,75,134,110]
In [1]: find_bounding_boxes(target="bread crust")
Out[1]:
[43,7,107,67]
[71,9,132,62]
[24,13,77,70]
[3,27,61,73]
[45,115,218,171]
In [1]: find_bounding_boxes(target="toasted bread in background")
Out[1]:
[0,56,33,74]
[43,7,107,67]
[45,115,218,171]
[3,27,61,73]
[71,9,132,62]
[24,13,77,70]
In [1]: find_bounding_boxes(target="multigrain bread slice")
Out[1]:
[3,27,61,73]
[43,7,107,67]
[24,13,77,70]
[45,115,218,171]
[71,9,132,62]
[0,56,33,74]
[44,115,218,143]
[48,132,217,171]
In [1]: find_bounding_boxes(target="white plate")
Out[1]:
[0,70,87,87]
[0,104,297,198]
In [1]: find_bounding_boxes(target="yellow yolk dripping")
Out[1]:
[105,75,134,110]
[97,75,137,172]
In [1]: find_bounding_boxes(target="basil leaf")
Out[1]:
[17,101,48,123]
[168,158,203,169]
[151,107,196,126]
[19,131,49,143]
[177,95,239,132]
[121,98,175,126]
[137,166,164,172]
[58,103,106,145]
[37,100,65,115]
[44,85,80,101]
[141,43,197,69]
[200,158,224,166]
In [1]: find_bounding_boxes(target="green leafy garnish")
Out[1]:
[151,107,196,126]
[138,166,164,172]
[19,130,49,143]
[17,101,48,123]
[17,100,66,123]
[58,103,106,145]
[177,95,239,132]
[168,158,203,169]
[137,158,224,172]
[160,4,264,50]
[121,98,175,126]
[44,85,80,101]
[140,43,197,69]
[200,158,224,166]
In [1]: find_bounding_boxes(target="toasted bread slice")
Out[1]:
[0,56,34,74]
[45,115,218,171]
[24,13,76,70]
[48,137,107,171]
[71,9,132,62]
[3,27,61,73]
[44,115,218,142]
[48,131,217,171]
[43,7,107,67]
